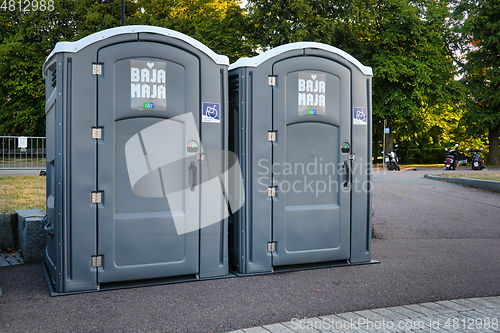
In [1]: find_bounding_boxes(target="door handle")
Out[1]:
[343,160,349,187]
[42,215,54,237]
[189,162,197,191]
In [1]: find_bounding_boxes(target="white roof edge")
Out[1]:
[229,42,372,76]
[44,25,229,69]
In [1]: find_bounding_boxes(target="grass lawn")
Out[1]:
[374,164,444,168]
[437,172,500,182]
[0,176,46,213]
[399,164,444,168]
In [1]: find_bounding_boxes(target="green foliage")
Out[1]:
[359,0,458,150]
[398,147,448,164]
[455,0,500,164]
[0,0,254,137]
[140,0,255,62]
[246,0,342,48]
[0,2,78,136]
[0,0,143,137]
[456,0,500,127]
[247,0,459,151]
[0,0,496,161]
[74,0,144,38]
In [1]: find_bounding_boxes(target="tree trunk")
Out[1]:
[488,124,500,166]
[405,142,409,165]
[373,139,379,164]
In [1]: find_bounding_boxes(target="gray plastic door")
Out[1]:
[272,57,351,266]
[97,42,201,283]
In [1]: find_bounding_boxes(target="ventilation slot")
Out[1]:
[51,68,57,87]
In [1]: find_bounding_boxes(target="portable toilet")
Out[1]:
[43,26,231,294]
[228,42,374,274]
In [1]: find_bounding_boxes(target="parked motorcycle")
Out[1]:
[384,145,400,171]
[466,148,485,170]
[444,144,467,171]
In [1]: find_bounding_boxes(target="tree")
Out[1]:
[73,0,144,39]
[139,0,255,62]
[0,1,78,136]
[246,0,343,49]
[354,0,459,156]
[456,0,500,165]
[0,0,144,137]
[247,0,459,158]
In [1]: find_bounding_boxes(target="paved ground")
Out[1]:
[230,296,500,332]
[0,250,24,267]
[0,168,499,332]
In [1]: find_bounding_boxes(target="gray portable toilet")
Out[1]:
[228,42,374,274]
[43,26,230,294]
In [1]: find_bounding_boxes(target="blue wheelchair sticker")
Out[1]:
[353,107,367,125]
[202,102,220,123]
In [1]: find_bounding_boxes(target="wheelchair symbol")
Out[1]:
[355,109,366,122]
[206,105,218,119]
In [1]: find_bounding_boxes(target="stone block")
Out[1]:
[0,212,15,249]
[17,209,46,263]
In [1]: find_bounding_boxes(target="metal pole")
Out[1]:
[121,0,125,26]
[383,119,387,168]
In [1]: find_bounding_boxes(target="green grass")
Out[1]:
[437,173,500,182]
[373,163,443,168]
[0,158,46,166]
[399,164,444,168]
[0,176,46,213]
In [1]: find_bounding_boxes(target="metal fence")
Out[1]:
[0,136,46,170]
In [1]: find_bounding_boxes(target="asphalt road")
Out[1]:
[1,169,499,332]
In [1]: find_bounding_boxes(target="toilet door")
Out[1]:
[271,56,351,267]
[97,42,201,283]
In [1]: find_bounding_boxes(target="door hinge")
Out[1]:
[91,191,102,204]
[196,153,205,161]
[267,186,276,197]
[92,63,103,76]
[268,75,276,86]
[91,127,102,140]
[91,255,102,268]
[267,242,276,252]
[268,131,277,142]
[348,154,355,161]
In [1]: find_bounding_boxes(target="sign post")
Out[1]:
[383,120,387,167]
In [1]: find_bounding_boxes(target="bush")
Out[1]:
[397,148,448,164]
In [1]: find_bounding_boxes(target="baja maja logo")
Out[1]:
[298,72,326,116]
[130,60,167,111]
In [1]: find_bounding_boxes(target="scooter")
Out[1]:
[466,148,485,170]
[444,144,467,170]
[384,145,400,171]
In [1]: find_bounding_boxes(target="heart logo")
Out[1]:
[311,75,317,80]
[147,62,154,69]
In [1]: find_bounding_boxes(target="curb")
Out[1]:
[0,212,17,249]
[0,209,46,264]
[424,175,500,193]
[227,296,500,333]
[16,209,46,263]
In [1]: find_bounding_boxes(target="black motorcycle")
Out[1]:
[466,148,485,170]
[444,144,467,171]
[384,145,400,171]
